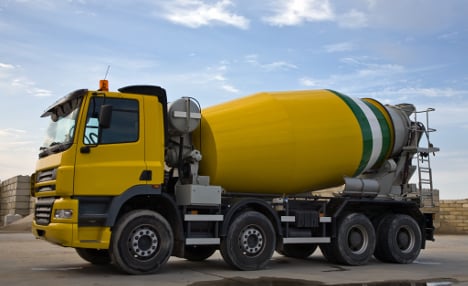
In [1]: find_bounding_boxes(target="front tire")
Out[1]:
[374,214,422,264]
[110,210,174,274]
[75,248,111,265]
[220,211,276,270]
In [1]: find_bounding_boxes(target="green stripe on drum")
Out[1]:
[327,90,373,176]
[363,101,392,165]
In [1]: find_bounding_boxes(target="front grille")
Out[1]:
[34,168,57,193]
[36,168,56,182]
[35,197,55,225]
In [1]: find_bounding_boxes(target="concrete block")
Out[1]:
[3,214,22,225]
[15,196,31,203]
[15,188,30,196]
[15,201,30,209]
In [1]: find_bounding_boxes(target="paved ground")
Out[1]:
[0,227,466,286]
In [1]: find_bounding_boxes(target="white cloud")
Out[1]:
[262,61,298,71]
[213,74,226,81]
[297,57,466,102]
[299,57,407,92]
[0,63,53,97]
[221,84,239,93]
[245,54,259,65]
[337,9,367,29]
[0,128,26,137]
[263,0,334,26]
[299,77,318,87]
[324,41,355,53]
[0,62,15,69]
[10,77,53,97]
[160,62,241,96]
[158,0,249,29]
[244,55,297,72]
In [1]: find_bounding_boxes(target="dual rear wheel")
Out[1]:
[374,214,422,264]
[320,212,422,265]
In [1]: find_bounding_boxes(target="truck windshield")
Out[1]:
[41,107,79,148]
[39,89,85,158]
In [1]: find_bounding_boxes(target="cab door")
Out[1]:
[74,93,147,196]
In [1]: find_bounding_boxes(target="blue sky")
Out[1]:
[0,0,467,199]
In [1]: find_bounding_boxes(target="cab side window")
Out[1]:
[84,97,139,145]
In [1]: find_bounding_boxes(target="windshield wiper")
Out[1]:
[38,142,73,158]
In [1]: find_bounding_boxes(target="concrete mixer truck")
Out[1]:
[31,81,439,274]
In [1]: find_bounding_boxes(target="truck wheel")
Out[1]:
[184,245,216,261]
[75,248,111,265]
[331,213,376,265]
[278,244,317,259]
[220,211,276,270]
[374,214,422,264]
[110,210,173,274]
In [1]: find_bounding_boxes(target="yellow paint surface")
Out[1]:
[194,90,364,194]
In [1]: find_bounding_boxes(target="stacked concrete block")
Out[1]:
[438,199,468,234]
[0,175,31,226]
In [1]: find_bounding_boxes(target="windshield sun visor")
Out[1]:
[41,89,87,119]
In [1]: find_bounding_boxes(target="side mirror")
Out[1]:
[99,104,113,129]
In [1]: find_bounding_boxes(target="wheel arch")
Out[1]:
[220,198,282,239]
[106,185,184,256]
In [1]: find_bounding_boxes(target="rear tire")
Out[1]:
[220,211,276,270]
[184,245,217,261]
[324,213,376,265]
[374,214,422,264]
[278,244,317,259]
[110,210,173,274]
[75,248,111,265]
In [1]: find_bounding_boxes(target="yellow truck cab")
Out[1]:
[33,85,169,251]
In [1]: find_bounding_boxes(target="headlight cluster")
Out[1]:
[54,209,73,219]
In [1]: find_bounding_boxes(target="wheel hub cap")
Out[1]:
[129,226,159,258]
[240,226,264,255]
[348,225,368,255]
[397,226,415,253]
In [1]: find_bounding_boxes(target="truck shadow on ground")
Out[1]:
[29,259,458,286]
[187,277,457,286]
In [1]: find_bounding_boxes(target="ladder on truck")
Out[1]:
[413,108,439,207]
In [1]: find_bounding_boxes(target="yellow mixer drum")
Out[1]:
[194,89,397,194]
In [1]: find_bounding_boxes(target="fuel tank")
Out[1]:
[193,89,410,194]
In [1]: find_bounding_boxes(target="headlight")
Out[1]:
[54,209,73,219]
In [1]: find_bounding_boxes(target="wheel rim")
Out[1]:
[397,225,416,254]
[239,225,264,256]
[128,225,159,259]
[347,224,369,255]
